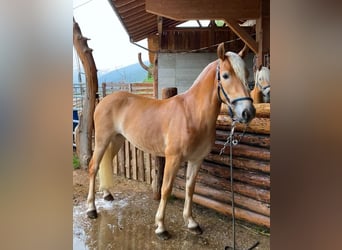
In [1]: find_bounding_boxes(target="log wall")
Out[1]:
[172,103,271,228]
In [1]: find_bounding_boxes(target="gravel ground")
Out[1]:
[73,169,270,250]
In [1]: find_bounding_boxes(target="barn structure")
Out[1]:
[75,0,270,229]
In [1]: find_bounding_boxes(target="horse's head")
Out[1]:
[217,43,255,124]
[255,66,271,103]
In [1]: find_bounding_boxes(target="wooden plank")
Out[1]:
[174,178,270,216]
[137,149,145,181]
[216,129,270,148]
[224,18,258,54]
[132,144,138,180]
[205,152,270,173]
[113,154,118,175]
[212,141,270,161]
[217,116,270,135]
[118,144,125,176]
[125,140,131,179]
[194,170,270,203]
[146,0,260,20]
[202,161,270,188]
[172,189,270,228]
[131,83,153,87]
[153,157,165,200]
[145,152,152,184]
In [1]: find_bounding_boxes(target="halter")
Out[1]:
[256,81,271,96]
[216,62,253,119]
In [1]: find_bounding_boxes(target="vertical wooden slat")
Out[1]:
[145,153,152,184]
[153,157,165,200]
[118,144,125,176]
[113,154,118,175]
[137,149,145,181]
[125,140,131,178]
[132,145,138,180]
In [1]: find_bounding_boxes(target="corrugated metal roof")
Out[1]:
[109,0,185,42]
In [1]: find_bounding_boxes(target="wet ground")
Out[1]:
[73,169,270,250]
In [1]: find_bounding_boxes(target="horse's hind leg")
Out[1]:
[86,128,115,219]
[100,135,125,201]
[87,133,124,219]
[155,155,181,240]
[183,159,203,234]
[86,139,110,218]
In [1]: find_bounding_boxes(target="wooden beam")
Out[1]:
[146,0,260,20]
[224,18,258,54]
[157,16,163,49]
[255,20,262,68]
[257,0,270,67]
[146,0,260,54]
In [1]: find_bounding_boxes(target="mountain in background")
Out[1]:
[73,61,149,84]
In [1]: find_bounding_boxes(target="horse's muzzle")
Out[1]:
[234,101,256,124]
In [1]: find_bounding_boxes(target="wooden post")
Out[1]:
[102,83,106,97]
[153,53,158,99]
[152,87,177,200]
[255,0,270,68]
[73,17,98,169]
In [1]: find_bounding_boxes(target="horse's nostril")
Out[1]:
[242,110,249,120]
[242,107,255,122]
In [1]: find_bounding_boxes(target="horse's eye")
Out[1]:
[222,73,229,80]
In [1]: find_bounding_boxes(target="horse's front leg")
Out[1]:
[183,159,203,234]
[155,155,181,240]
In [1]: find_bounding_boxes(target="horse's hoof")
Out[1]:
[156,231,171,240]
[104,193,114,201]
[187,225,203,235]
[87,210,98,219]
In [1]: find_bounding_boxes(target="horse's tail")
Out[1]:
[99,142,114,190]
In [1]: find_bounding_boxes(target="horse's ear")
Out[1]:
[217,43,225,60]
[238,44,248,58]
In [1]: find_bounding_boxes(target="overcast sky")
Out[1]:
[73,0,148,73]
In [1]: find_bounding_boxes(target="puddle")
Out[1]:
[73,192,269,250]
[73,192,157,250]
[73,173,269,249]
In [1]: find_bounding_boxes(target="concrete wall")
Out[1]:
[158,52,255,98]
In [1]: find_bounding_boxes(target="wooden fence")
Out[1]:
[172,103,270,228]
[101,82,154,98]
[73,83,86,111]
[112,140,154,184]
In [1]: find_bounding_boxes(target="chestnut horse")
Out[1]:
[251,65,270,103]
[86,43,255,240]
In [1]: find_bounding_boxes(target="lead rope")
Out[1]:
[221,122,259,250]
